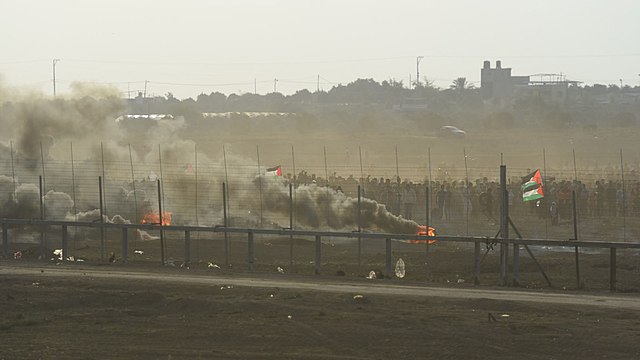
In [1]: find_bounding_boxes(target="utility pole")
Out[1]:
[317,74,320,93]
[416,56,424,88]
[254,78,257,94]
[52,59,60,97]
[144,80,149,98]
[273,78,278,93]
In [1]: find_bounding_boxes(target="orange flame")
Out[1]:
[407,225,437,244]
[141,211,172,226]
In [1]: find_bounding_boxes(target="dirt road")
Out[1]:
[3,265,639,311]
[2,262,640,359]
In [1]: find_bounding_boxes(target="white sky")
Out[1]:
[1,0,639,99]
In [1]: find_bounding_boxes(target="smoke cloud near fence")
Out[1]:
[260,178,419,233]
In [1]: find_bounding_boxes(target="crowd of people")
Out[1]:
[288,170,640,225]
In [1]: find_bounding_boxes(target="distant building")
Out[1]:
[480,60,529,107]
[521,74,580,104]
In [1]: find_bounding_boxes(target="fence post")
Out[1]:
[610,247,617,292]
[512,242,520,286]
[223,182,229,268]
[385,237,392,278]
[121,227,128,263]
[157,179,165,265]
[499,165,509,286]
[2,223,8,259]
[474,240,480,285]
[39,175,45,259]
[425,187,430,274]
[315,235,321,275]
[289,183,294,267]
[572,190,581,289]
[185,230,191,265]
[99,176,105,262]
[248,231,254,271]
[61,225,68,262]
[357,185,362,270]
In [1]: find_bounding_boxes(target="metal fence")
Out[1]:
[2,143,640,292]
[1,144,639,243]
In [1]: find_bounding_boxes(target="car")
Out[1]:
[440,125,466,137]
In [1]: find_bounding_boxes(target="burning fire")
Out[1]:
[407,225,437,244]
[141,211,172,226]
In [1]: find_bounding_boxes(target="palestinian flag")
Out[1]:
[266,165,282,176]
[521,169,544,202]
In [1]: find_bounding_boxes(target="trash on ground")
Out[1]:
[133,250,144,255]
[277,266,285,274]
[395,258,406,278]
[208,262,221,269]
[13,251,22,260]
[366,271,377,279]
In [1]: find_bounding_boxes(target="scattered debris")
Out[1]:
[287,315,292,319]
[53,249,63,260]
[277,266,285,274]
[108,252,116,263]
[220,285,233,290]
[31,281,40,287]
[13,251,22,260]
[395,258,406,278]
[366,271,377,279]
[457,278,465,284]
[353,294,369,304]
[133,250,144,255]
[501,314,510,318]
[208,262,221,269]
[269,294,274,298]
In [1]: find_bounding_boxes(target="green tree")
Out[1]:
[450,77,475,91]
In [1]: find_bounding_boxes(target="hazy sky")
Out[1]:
[1,0,639,99]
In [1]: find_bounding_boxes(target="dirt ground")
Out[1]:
[2,234,640,359]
